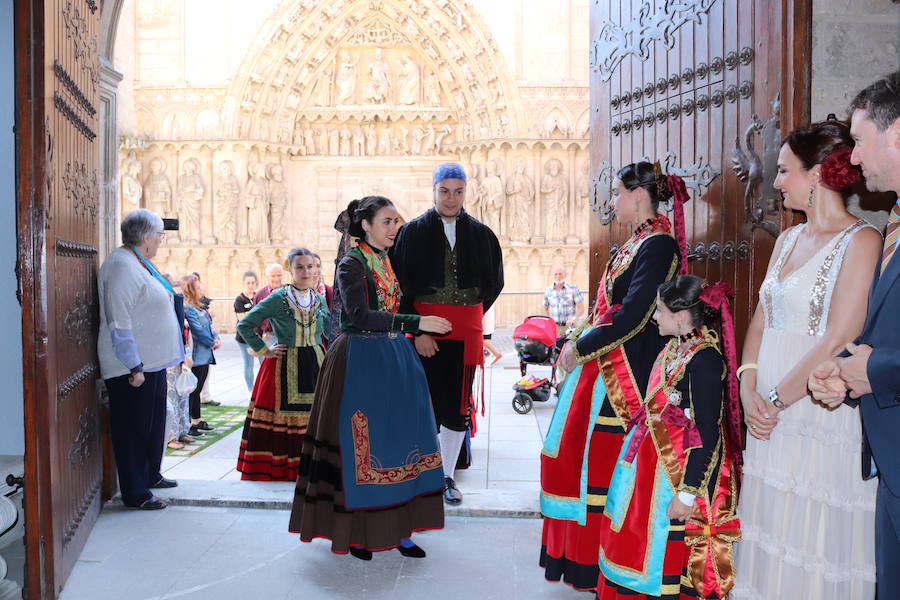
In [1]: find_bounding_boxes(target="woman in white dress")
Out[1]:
[733,120,882,599]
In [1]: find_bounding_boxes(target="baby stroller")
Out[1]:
[511,315,561,414]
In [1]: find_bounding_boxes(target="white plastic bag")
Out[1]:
[174,366,198,396]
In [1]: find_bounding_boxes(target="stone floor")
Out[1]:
[58,506,579,600]
[155,332,558,517]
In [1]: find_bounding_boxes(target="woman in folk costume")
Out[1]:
[236,248,329,481]
[542,161,689,591]
[290,196,452,560]
[596,275,743,600]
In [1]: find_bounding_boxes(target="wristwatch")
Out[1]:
[768,387,785,409]
[130,362,144,374]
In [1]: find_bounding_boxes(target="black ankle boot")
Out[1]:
[349,546,372,561]
[396,543,426,558]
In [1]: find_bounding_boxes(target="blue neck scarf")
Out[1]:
[129,246,175,295]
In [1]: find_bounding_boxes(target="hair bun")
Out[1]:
[820,146,862,191]
[346,199,360,220]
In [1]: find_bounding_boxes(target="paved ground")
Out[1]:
[59,507,580,600]
[157,331,557,516]
[57,331,572,599]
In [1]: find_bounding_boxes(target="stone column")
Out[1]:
[99,60,124,259]
[202,146,217,245]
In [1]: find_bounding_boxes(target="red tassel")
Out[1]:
[666,174,691,275]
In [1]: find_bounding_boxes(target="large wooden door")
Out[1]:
[16,0,103,597]
[589,0,811,342]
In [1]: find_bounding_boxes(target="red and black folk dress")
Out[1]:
[596,331,740,600]
[540,215,679,591]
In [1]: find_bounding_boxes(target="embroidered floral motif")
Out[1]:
[352,410,442,485]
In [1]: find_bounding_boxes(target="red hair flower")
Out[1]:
[820,146,862,191]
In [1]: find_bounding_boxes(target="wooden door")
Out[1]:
[588,0,811,343]
[16,0,103,597]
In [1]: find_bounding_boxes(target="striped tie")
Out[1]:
[881,204,900,273]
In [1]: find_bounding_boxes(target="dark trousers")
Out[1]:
[189,364,210,420]
[106,369,167,506]
[877,478,900,599]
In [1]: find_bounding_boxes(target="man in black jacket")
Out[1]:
[391,162,504,505]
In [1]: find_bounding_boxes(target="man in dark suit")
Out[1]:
[810,71,900,600]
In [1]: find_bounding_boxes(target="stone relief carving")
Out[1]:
[145,158,173,219]
[467,163,484,222]
[244,162,269,244]
[396,52,421,105]
[576,160,590,243]
[335,50,359,104]
[215,160,240,244]
[120,151,143,213]
[423,69,441,106]
[505,158,535,241]
[364,47,392,104]
[542,158,568,243]
[176,159,204,245]
[267,164,288,244]
[481,159,504,237]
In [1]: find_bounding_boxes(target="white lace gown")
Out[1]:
[732,221,877,600]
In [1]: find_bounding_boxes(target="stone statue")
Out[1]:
[434,124,453,150]
[363,47,391,104]
[396,52,420,105]
[176,158,204,244]
[328,127,340,155]
[335,50,359,105]
[506,159,535,241]
[423,69,441,106]
[144,158,173,219]
[377,124,392,155]
[481,159,504,236]
[314,127,326,154]
[394,125,410,155]
[120,151,142,213]
[364,124,377,155]
[339,124,352,156]
[411,126,425,155]
[542,158,569,242]
[267,163,288,243]
[214,160,240,244]
[244,163,269,244]
[466,163,484,222]
[423,124,436,154]
[352,125,365,156]
[303,125,317,156]
[576,160,590,242]
[315,63,333,106]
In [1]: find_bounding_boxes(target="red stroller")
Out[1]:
[511,315,561,414]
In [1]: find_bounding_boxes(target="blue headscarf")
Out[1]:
[432,162,467,186]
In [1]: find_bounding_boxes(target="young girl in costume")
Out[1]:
[236,248,329,481]
[595,274,743,599]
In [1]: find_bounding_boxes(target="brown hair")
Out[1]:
[782,120,860,196]
[181,274,203,307]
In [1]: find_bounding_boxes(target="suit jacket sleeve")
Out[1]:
[574,236,678,362]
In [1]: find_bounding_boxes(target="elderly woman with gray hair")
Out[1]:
[97,209,185,510]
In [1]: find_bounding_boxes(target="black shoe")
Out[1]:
[200,399,221,406]
[443,477,462,505]
[151,477,178,489]
[396,543,426,558]
[188,426,205,437]
[133,497,167,510]
[196,420,215,432]
[349,547,372,561]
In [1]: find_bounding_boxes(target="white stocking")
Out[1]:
[438,427,466,480]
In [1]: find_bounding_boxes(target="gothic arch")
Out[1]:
[222,0,525,143]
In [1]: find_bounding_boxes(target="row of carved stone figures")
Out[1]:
[121,153,288,246]
[291,121,453,156]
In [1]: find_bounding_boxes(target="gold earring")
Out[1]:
[807,185,815,208]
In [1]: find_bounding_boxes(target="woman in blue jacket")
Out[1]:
[183,274,220,438]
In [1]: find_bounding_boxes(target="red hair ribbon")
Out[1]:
[666,174,690,275]
[699,281,743,478]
